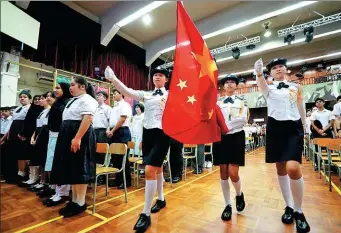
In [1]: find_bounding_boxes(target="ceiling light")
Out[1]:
[116,1,167,27]
[218,51,341,77]
[142,14,152,25]
[284,33,295,44]
[159,1,316,54]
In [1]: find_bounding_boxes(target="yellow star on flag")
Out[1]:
[187,95,197,104]
[176,79,188,90]
[208,109,214,119]
[191,42,217,88]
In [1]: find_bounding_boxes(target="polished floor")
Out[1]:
[1,147,341,233]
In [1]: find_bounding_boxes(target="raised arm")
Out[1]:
[254,59,269,97]
[105,66,143,101]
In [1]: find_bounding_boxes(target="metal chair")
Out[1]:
[92,143,128,214]
[182,144,198,180]
[326,139,341,191]
[204,143,214,169]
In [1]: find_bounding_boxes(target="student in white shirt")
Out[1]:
[0,107,12,138]
[214,75,247,222]
[332,96,341,138]
[255,58,310,233]
[305,110,312,136]
[50,76,98,218]
[105,66,171,232]
[131,103,144,156]
[93,91,111,165]
[311,98,334,139]
[107,89,132,189]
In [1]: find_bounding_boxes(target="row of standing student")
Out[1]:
[105,56,311,233]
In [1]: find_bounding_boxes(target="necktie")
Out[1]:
[15,107,23,113]
[153,89,163,96]
[224,97,234,104]
[277,82,289,89]
[66,98,78,108]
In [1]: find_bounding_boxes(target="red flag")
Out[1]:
[162,2,225,144]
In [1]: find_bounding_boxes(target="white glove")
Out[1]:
[104,66,116,81]
[254,58,264,76]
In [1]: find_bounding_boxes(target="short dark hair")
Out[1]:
[96,91,108,100]
[337,95,341,102]
[134,103,145,113]
[315,98,324,103]
[113,89,124,98]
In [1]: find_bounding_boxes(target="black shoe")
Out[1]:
[221,205,232,221]
[63,203,87,218]
[151,199,166,213]
[117,183,131,189]
[18,180,30,187]
[45,196,68,207]
[193,168,203,174]
[59,202,77,216]
[165,177,171,182]
[294,212,310,233]
[133,213,151,232]
[37,188,55,198]
[172,177,181,183]
[282,206,294,224]
[236,192,246,212]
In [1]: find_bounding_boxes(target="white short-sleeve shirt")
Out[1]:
[332,102,341,117]
[109,99,132,128]
[12,104,30,121]
[217,95,248,134]
[93,103,111,129]
[62,94,98,121]
[311,109,334,128]
[36,108,50,127]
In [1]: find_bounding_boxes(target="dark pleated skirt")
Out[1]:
[266,117,304,163]
[50,120,96,184]
[213,130,245,166]
[30,126,49,166]
[8,120,30,160]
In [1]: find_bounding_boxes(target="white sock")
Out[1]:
[156,173,165,201]
[21,171,26,177]
[72,185,77,203]
[32,166,40,182]
[277,175,294,208]
[232,179,242,196]
[220,179,231,206]
[52,194,61,202]
[76,184,87,206]
[142,180,157,216]
[290,177,304,213]
[18,171,21,176]
[59,185,71,197]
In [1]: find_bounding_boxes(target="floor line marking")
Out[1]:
[14,216,63,233]
[85,210,108,221]
[320,171,341,196]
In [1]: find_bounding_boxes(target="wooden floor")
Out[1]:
[1,147,341,233]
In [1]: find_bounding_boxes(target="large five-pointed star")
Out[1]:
[177,79,188,90]
[191,43,218,88]
[187,95,197,104]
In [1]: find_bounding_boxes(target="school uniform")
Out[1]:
[1,116,12,137]
[50,94,98,185]
[30,108,50,167]
[311,108,334,138]
[130,113,144,156]
[1,116,12,178]
[262,80,304,163]
[93,103,111,164]
[109,99,132,186]
[213,95,248,166]
[5,105,30,181]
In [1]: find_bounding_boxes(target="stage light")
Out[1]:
[246,44,256,50]
[142,14,152,26]
[303,25,314,43]
[232,47,240,59]
[263,22,272,37]
[284,33,295,44]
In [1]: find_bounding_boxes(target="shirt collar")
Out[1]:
[154,87,166,93]
[224,95,235,99]
[273,80,288,86]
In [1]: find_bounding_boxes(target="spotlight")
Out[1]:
[232,47,240,59]
[284,33,295,44]
[246,44,256,50]
[301,64,308,73]
[263,22,272,37]
[303,25,314,43]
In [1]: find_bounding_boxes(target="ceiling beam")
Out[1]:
[61,1,99,23]
[15,1,30,10]
[144,1,317,66]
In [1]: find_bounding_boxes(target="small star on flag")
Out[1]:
[187,95,197,104]
[176,79,188,90]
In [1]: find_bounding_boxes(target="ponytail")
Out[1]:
[73,76,96,99]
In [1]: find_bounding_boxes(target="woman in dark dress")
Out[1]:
[51,76,97,217]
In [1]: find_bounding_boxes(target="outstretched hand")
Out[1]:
[254,58,264,76]
[104,66,116,82]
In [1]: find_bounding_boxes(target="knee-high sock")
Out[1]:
[59,185,71,197]
[277,175,293,208]
[142,180,157,216]
[220,179,231,206]
[72,185,77,203]
[76,184,88,206]
[156,173,165,201]
[232,178,242,196]
[290,177,304,213]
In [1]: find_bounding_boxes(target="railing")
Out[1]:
[235,73,341,95]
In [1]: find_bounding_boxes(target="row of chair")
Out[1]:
[305,137,341,192]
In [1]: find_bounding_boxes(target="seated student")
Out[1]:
[332,96,341,138]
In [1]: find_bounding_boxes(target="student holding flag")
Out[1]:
[254,58,310,233]
[214,74,247,221]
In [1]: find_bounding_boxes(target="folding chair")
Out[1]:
[182,144,198,180]
[204,143,214,169]
[92,143,128,214]
[326,139,341,191]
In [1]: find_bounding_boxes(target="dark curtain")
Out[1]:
[1,1,152,90]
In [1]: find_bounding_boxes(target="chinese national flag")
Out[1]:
[162,2,227,144]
